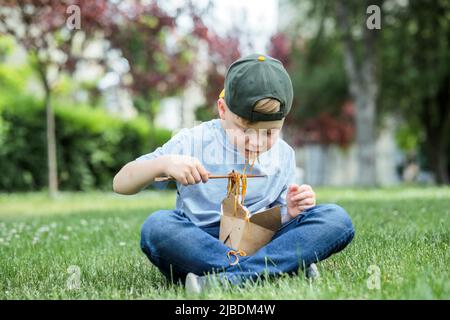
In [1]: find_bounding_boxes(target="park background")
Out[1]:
[0,0,449,299]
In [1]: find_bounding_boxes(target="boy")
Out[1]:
[113,54,355,294]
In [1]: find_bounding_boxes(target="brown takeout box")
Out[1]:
[219,194,281,255]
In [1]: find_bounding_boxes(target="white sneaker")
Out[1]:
[185,273,207,295]
[305,263,320,280]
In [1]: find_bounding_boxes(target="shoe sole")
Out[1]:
[306,263,320,279]
[185,273,202,295]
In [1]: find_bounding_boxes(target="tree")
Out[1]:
[334,0,383,186]
[106,2,200,126]
[272,0,379,185]
[0,0,115,196]
[278,0,449,185]
[269,31,354,148]
[381,0,450,184]
[191,15,241,114]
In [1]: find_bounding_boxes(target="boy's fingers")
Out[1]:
[288,184,299,195]
[196,163,210,183]
[297,197,315,206]
[186,172,196,185]
[180,177,189,186]
[299,184,312,192]
[191,168,202,183]
[290,191,314,202]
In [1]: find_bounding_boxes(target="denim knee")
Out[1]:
[312,204,355,238]
[323,204,355,240]
[140,210,174,255]
[329,203,353,228]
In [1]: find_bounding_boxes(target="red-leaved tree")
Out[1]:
[0,0,117,196]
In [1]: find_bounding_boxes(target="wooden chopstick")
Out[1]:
[154,174,266,182]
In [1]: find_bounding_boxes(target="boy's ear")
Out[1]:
[217,98,226,120]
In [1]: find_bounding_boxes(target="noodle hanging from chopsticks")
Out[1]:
[224,152,258,263]
[226,152,258,215]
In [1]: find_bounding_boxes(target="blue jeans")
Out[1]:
[140,204,355,284]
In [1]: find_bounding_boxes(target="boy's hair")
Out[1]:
[253,98,281,114]
[235,98,281,126]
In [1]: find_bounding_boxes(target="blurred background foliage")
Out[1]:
[0,92,170,191]
[268,0,449,183]
[0,0,449,192]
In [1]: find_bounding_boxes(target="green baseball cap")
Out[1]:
[221,54,293,122]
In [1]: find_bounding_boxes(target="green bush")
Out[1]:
[0,96,171,191]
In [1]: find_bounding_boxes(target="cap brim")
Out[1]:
[244,118,285,130]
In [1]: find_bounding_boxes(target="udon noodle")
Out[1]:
[226,152,258,217]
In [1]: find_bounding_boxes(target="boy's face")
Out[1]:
[217,98,283,159]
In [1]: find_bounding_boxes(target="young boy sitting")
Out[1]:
[113,54,355,294]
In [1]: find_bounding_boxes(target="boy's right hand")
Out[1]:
[164,155,210,186]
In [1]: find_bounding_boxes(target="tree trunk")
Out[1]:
[335,0,380,186]
[424,124,449,184]
[45,90,58,196]
[432,139,449,185]
[434,73,450,184]
[354,93,377,186]
[423,75,450,185]
[145,96,156,150]
[38,62,58,196]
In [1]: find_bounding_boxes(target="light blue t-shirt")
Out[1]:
[136,119,297,227]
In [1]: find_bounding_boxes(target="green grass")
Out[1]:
[0,187,449,299]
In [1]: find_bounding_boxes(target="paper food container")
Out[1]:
[219,194,281,256]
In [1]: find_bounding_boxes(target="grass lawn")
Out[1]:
[0,187,449,299]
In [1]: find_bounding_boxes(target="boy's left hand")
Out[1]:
[287,184,316,218]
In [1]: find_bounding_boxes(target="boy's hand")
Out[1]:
[164,155,210,186]
[287,184,316,218]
